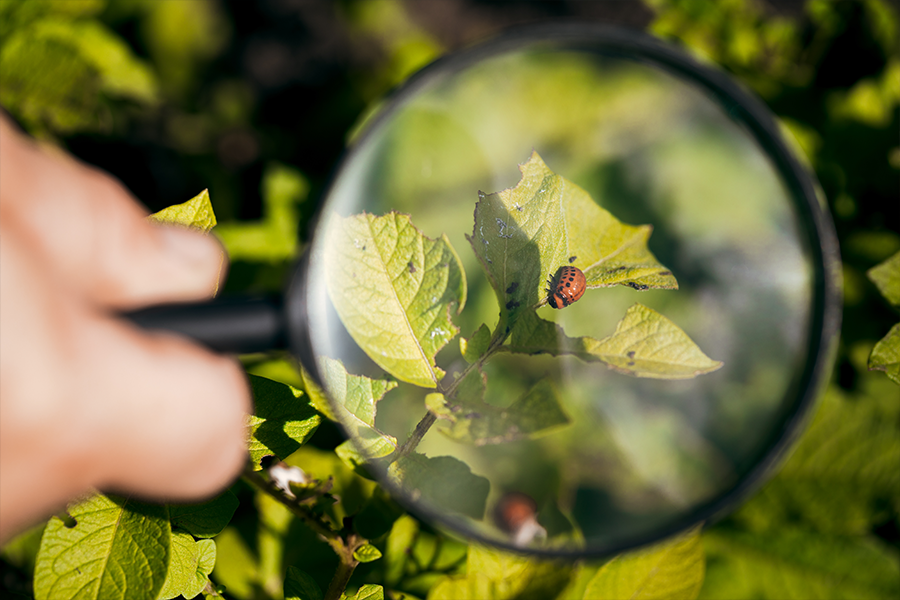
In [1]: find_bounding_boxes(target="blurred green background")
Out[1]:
[1,0,897,598]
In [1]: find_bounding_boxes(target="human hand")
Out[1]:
[0,114,252,543]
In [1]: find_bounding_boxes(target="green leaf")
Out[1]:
[0,15,157,135]
[319,358,399,461]
[429,371,570,445]
[156,533,215,600]
[148,190,217,232]
[729,386,900,535]
[215,163,307,262]
[385,515,420,587]
[284,566,324,600]
[700,527,900,600]
[324,211,466,388]
[34,493,170,600]
[388,454,489,520]
[468,151,676,335]
[867,250,900,306]
[468,151,570,332]
[429,544,573,600]
[248,374,322,469]
[167,490,238,539]
[508,305,722,379]
[583,528,704,600]
[353,544,383,563]
[869,323,900,384]
[579,304,722,378]
[460,323,491,363]
[343,584,385,600]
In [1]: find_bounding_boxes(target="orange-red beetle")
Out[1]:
[548,266,586,309]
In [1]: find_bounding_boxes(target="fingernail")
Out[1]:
[156,225,222,270]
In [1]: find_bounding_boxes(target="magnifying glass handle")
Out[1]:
[124,294,288,354]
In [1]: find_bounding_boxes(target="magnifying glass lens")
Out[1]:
[300,29,837,556]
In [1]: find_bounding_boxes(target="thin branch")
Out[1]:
[241,463,342,555]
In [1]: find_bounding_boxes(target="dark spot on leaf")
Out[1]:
[516,205,523,211]
[505,300,520,309]
[408,262,416,274]
[627,282,649,290]
[569,256,577,263]
[659,271,672,276]
[362,245,366,251]
[505,326,510,334]
[615,266,627,272]
[627,351,636,358]
[628,361,635,366]
[506,282,519,294]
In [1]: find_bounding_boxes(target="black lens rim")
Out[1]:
[295,23,842,558]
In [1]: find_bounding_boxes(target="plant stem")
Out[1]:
[323,548,359,600]
[241,463,341,555]
[395,324,510,459]
[243,463,368,600]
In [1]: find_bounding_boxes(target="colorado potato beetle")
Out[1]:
[548,265,586,309]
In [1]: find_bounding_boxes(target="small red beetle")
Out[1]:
[548,265,586,309]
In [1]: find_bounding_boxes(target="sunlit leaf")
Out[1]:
[868,323,900,384]
[149,189,217,232]
[325,211,466,387]
[508,305,722,379]
[867,250,900,306]
[248,375,322,469]
[428,370,569,445]
[468,151,569,331]
[388,454,489,520]
[34,494,170,600]
[581,304,723,378]
[285,566,323,600]
[343,584,385,600]
[167,490,238,539]
[468,151,676,337]
[319,358,398,461]
[353,544,383,563]
[584,528,704,600]
[156,533,215,600]
[428,544,572,600]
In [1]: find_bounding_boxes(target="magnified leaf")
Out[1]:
[868,323,900,384]
[867,250,900,306]
[581,304,723,378]
[508,305,722,379]
[460,323,491,364]
[325,211,466,388]
[34,494,170,600]
[468,152,569,331]
[583,528,704,600]
[469,151,676,337]
[428,370,569,446]
[388,454,489,520]
[248,375,322,468]
[148,189,217,232]
[320,358,398,462]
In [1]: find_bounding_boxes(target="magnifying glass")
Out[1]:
[129,24,841,558]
